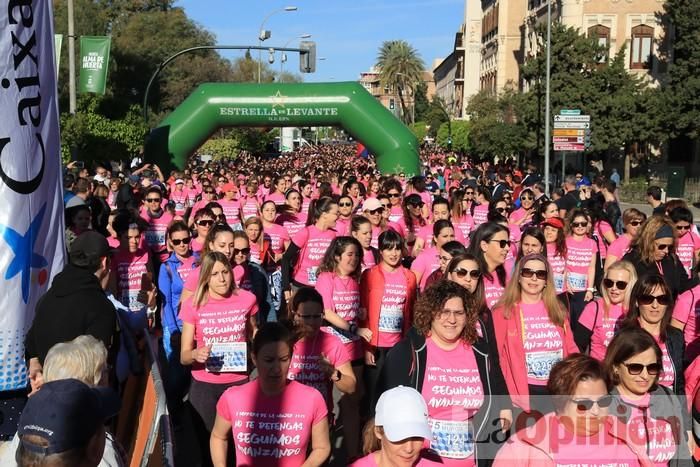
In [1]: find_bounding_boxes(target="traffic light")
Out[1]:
[299,41,316,73]
[584,128,592,150]
[389,99,395,110]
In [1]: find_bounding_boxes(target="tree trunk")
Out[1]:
[397,86,409,124]
[624,147,631,184]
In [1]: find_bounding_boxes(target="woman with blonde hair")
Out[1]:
[604,208,646,271]
[492,254,579,417]
[575,260,637,359]
[622,215,696,299]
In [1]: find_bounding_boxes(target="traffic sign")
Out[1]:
[553,143,585,151]
[553,122,590,129]
[560,109,581,116]
[552,129,585,137]
[553,136,584,143]
[554,115,590,122]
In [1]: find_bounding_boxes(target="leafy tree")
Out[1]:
[376,40,424,124]
[409,121,429,142]
[437,120,470,153]
[413,81,429,122]
[424,97,449,137]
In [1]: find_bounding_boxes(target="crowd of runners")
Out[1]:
[12,143,700,466]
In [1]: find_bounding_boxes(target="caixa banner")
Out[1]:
[0,0,65,390]
[79,36,110,94]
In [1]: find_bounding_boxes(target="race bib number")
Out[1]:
[121,290,143,312]
[378,305,403,333]
[428,418,474,459]
[567,272,587,291]
[553,273,565,293]
[175,202,185,211]
[323,326,358,345]
[206,342,247,373]
[526,350,563,381]
[307,267,319,285]
[145,230,165,247]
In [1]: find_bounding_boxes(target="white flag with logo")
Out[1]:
[0,0,65,390]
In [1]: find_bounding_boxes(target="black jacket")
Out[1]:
[610,384,691,467]
[665,326,687,397]
[25,264,118,365]
[377,320,511,467]
[622,248,698,299]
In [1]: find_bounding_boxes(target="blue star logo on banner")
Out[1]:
[0,204,48,304]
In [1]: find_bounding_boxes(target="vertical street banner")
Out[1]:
[54,34,62,75]
[79,36,110,94]
[0,0,66,390]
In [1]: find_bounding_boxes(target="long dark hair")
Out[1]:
[603,326,662,388]
[516,226,546,261]
[306,196,338,227]
[623,274,674,342]
[318,236,363,280]
[467,222,508,287]
[446,252,486,314]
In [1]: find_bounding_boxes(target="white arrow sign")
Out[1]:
[553,122,590,129]
[554,115,590,122]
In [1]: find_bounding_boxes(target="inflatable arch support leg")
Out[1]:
[146,82,420,176]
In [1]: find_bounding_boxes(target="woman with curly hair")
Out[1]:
[622,215,697,299]
[378,280,511,467]
[492,254,579,418]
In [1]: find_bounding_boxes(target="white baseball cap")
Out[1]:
[375,386,432,442]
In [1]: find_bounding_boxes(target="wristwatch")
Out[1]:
[332,369,342,382]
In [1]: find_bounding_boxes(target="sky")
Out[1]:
[174,0,465,82]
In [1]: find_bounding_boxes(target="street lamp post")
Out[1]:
[395,72,415,125]
[544,0,552,195]
[258,6,298,83]
[280,34,312,77]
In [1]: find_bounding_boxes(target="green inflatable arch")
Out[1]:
[146,82,420,175]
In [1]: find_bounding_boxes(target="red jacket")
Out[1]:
[491,302,579,412]
[359,265,417,350]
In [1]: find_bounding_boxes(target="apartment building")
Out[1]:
[358,67,437,121]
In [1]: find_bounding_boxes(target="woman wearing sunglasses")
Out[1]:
[383,179,404,224]
[379,280,511,467]
[468,222,511,309]
[336,194,355,236]
[604,208,646,271]
[190,208,215,254]
[361,198,389,250]
[564,208,598,329]
[623,215,696,300]
[604,327,689,466]
[449,188,476,241]
[492,254,578,417]
[669,207,700,277]
[622,274,685,396]
[424,241,468,289]
[509,187,536,230]
[360,230,417,416]
[188,186,218,227]
[542,217,568,296]
[472,186,492,227]
[575,261,637,358]
[398,194,428,256]
[494,354,653,467]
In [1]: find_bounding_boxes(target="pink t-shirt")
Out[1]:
[264,191,286,206]
[219,198,242,227]
[316,272,362,360]
[170,189,188,216]
[411,246,440,291]
[179,291,258,384]
[216,379,327,467]
[472,204,489,226]
[422,337,483,466]
[350,452,443,467]
[362,248,377,273]
[277,214,305,241]
[656,337,676,389]
[550,418,641,467]
[595,221,614,259]
[291,226,337,286]
[240,197,259,220]
[263,223,290,254]
[377,268,408,348]
[191,237,205,254]
[483,270,508,309]
[142,211,174,261]
[452,216,475,244]
[619,392,676,467]
[676,231,700,276]
[520,301,564,386]
[369,225,383,250]
[176,255,197,284]
[546,243,567,294]
[288,331,350,410]
[672,284,700,361]
[388,205,404,224]
[509,208,529,225]
[565,236,597,292]
[607,234,632,260]
[335,217,351,236]
[416,224,465,249]
[578,300,625,360]
[112,248,151,312]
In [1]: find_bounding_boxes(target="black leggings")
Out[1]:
[363,347,392,413]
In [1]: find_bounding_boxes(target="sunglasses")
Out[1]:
[629,220,642,226]
[408,202,424,208]
[146,198,161,203]
[452,268,481,279]
[622,362,662,376]
[197,220,214,227]
[571,395,613,411]
[656,243,672,251]
[572,221,589,228]
[369,207,385,215]
[521,268,547,280]
[676,224,692,231]
[489,239,511,249]
[602,278,628,290]
[465,191,474,195]
[381,204,391,209]
[171,237,191,246]
[388,193,401,198]
[495,207,507,213]
[637,294,670,306]
[339,202,353,207]
[520,196,533,201]
[297,313,323,320]
[233,247,251,256]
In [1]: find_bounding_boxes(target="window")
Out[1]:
[630,24,653,69]
[588,25,610,63]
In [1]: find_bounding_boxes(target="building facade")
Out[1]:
[358,68,437,122]
[433,29,465,119]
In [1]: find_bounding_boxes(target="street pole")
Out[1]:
[543,0,552,195]
[258,6,298,84]
[67,0,76,115]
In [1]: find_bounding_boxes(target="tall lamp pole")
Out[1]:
[280,34,311,77]
[67,0,76,114]
[543,0,552,195]
[258,6,297,83]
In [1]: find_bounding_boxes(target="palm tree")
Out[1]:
[376,40,424,124]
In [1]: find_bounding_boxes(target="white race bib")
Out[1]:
[206,342,247,373]
[428,418,474,459]
[378,305,403,333]
[526,349,563,381]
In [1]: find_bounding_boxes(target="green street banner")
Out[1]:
[79,36,111,94]
[54,34,62,75]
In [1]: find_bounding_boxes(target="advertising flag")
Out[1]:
[0,0,66,390]
[54,34,62,75]
[79,36,111,94]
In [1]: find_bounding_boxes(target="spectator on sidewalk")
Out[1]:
[646,186,666,216]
